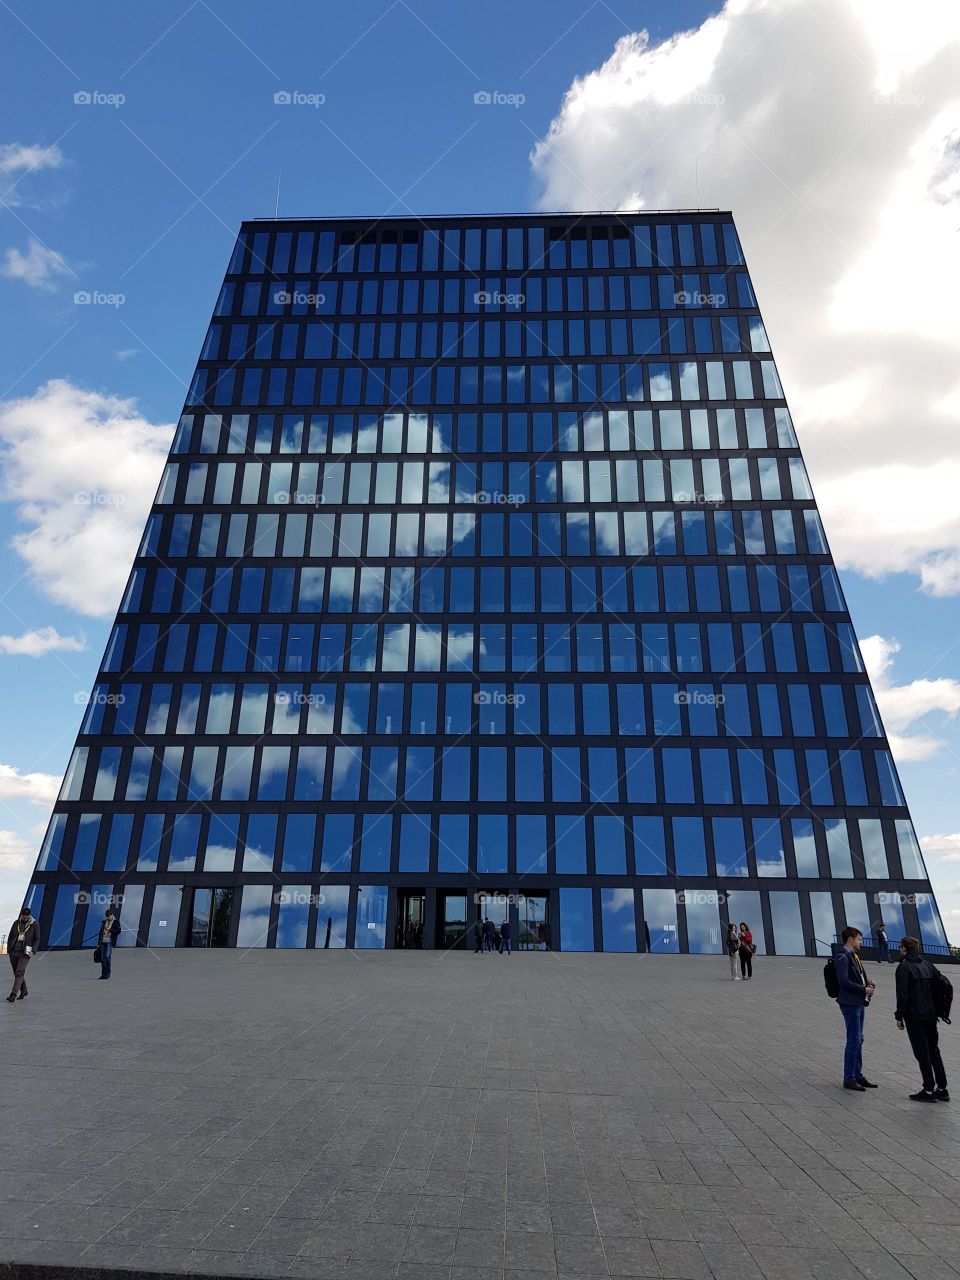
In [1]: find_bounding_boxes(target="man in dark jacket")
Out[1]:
[876,923,890,964]
[499,918,512,955]
[6,907,39,1002]
[895,936,949,1102]
[482,916,495,952]
[833,926,878,1091]
[96,909,121,980]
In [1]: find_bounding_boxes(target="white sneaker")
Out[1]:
[734,976,742,981]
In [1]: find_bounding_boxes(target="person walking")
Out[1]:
[738,922,755,980]
[895,936,950,1102]
[725,923,741,980]
[876,922,890,964]
[6,906,39,1003]
[833,926,878,1092]
[482,916,495,953]
[96,908,121,980]
[499,918,512,955]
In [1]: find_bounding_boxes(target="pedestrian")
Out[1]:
[6,906,39,1003]
[725,923,741,980]
[895,936,950,1102]
[876,922,890,964]
[482,916,495,952]
[96,908,121,980]
[474,917,484,954]
[500,918,512,955]
[738,922,755,980]
[833,926,878,1092]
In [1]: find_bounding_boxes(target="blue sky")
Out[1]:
[2,0,960,935]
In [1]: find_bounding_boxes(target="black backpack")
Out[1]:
[823,956,840,999]
[931,967,953,1023]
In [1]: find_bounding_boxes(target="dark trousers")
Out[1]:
[8,952,29,997]
[840,1003,865,1082]
[739,949,753,978]
[905,1018,947,1092]
[100,941,113,978]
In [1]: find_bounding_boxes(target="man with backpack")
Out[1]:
[828,927,878,1092]
[895,936,951,1102]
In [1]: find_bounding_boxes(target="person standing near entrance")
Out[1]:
[482,916,495,952]
[876,922,890,964]
[96,908,121,979]
[725,923,741,980]
[833,926,878,1092]
[738,922,755,980]
[895,936,950,1102]
[499,918,511,955]
[6,906,39,1002]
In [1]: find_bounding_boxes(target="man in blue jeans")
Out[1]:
[96,908,121,979]
[834,926,878,1092]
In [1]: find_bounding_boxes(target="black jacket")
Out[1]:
[895,951,937,1020]
[8,917,39,955]
[98,918,121,946]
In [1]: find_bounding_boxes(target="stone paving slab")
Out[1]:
[0,949,958,1280]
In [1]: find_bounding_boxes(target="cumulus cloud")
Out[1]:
[1,237,73,290]
[0,379,174,616]
[0,763,61,806]
[921,833,960,863]
[0,830,33,870]
[0,142,64,176]
[860,634,960,761]
[531,0,960,590]
[0,626,86,658]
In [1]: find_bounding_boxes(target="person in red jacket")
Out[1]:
[738,922,755,979]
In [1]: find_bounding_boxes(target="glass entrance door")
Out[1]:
[439,894,468,949]
[518,894,550,950]
[190,887,234,947]
[396,891,426,948]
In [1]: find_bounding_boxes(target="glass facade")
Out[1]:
[26,212,946,954]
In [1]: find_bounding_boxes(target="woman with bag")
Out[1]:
[725,923,741,980]
[738,922,756,979]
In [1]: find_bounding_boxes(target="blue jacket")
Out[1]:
[833,944,870,1007]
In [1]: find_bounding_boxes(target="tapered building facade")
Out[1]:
[25,212,948,954]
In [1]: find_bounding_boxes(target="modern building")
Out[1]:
[24,211,948,955]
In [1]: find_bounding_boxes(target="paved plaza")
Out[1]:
[1,948,959,1280]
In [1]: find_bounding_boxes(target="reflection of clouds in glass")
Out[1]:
[414,625,443,671]
[259,748,289,786]
[382,414,404,452]
[394,517,420,556]
[582,412,605,450]
[449,625,479,672]
[408,413,429,452]
[239,693,271,731]
[242,845,273,871]
[594,512,620,554]
[328,567,354,606]
[605,887,634,914]
[562,461,584,502]
[427,462,451,502]
[272,693,300,733]
[178,692,201,728]
[544,464,557,495]
[146,696,172,733]
[389,567,414,610]
[381,625,410,671]
[203,843,236,871]
[452,513,476,545]
[423,514,447,555]
[649,371,672,400]
[357,567,384,608]
[332,746,361,786]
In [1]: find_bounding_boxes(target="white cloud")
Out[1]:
[0,379,174,616]
[1,237,72,290]
[860,634,960,761]
[531,0,960,590]
[922,833,960,863]
[0,763,61,806]
[0,626,86,658]
[0,830,33,869]
[0,142,64,175]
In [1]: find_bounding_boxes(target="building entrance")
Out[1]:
[189,887,233,947]
[396,891,426,948]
